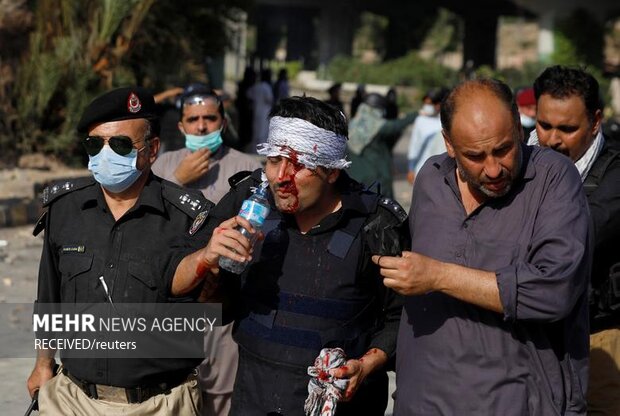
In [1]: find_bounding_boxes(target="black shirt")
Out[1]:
[36,173,211,387]
[586,143,620,330]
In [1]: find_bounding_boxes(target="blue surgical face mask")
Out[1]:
[185,129,223,152]
[88,145,143,193]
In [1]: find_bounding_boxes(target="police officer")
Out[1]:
[26,87,212,415]
[174,96,408,415]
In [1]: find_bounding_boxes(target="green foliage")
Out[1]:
[2,0,251,164]
[422,8,462,54]
[270,61,303,81]
[353,12,389,59]
[326,52,458,90]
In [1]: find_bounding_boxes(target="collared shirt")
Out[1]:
[37,174,208,387]
[527,129,606,181]
[152,145,262,203]
[396,145,591,415]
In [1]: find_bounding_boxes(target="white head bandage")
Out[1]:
[257,116,351,169]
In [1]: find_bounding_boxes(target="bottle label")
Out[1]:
[239,200,269,226]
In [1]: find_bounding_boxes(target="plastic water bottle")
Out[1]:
[218,183,271,274]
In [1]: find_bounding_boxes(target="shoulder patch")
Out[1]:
[378,197,408,224]
[162,184,213,219]
[41,176,95,207]
[189,210,209,235]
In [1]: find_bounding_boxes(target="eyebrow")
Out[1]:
[185,114,219,121]
[537,119,579,130]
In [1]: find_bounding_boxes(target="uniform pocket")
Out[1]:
[58,253,94,302]
[118,261,160,302]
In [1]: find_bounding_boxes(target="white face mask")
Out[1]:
[520,114,536,129]
[421,104,437,116]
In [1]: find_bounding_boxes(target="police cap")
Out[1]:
[77,87,158,134]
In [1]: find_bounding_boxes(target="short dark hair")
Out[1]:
[269,96,348,136]
[533,65,601,122]
[425,87,449,105]
[144,118,160,140]
[441,78,519,136]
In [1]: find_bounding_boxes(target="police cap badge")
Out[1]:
[77,87,158,134]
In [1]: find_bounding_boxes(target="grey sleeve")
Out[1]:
[496,161,591,322]
[152,152,182,185]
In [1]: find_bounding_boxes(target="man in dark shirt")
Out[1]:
[532,65,620,416]
[26,87,212,415]
[376,79,591,414]
[175,96,408,415]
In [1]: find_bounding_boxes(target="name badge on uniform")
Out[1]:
[189,211,209,235]
[62,245,85,253]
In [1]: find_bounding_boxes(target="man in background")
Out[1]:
[348,93,416,198]
[532,65,620,416]
[406,88,449,184]
[516,86,536,139]
[152,86,261,415]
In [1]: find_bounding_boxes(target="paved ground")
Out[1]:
[0,130,414,415]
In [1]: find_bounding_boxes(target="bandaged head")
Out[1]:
[257,116,351,170]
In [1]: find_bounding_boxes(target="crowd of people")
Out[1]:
[25,64,619,416]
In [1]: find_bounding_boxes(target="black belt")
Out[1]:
[62,368,195,404]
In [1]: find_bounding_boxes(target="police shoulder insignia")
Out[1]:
[189,210,209,235]
[41,177,95,207]
[378,197,408,224]
[161,181,213,219]
[179,193,205,212]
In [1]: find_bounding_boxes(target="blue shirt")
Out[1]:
[396,145,591,415]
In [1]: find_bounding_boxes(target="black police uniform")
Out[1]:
[202,169,408,416]
[35,173,212,389]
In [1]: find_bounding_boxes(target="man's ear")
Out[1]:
[591,109,603,137]
[148,137,160,163]
[326,168,340,184]
[178,121,186,135]
[442,130,455,158]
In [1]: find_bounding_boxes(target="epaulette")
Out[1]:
[378,196,408,224]
[227,170,253,189]
[41,176,95,207]
[161,183,214,220]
